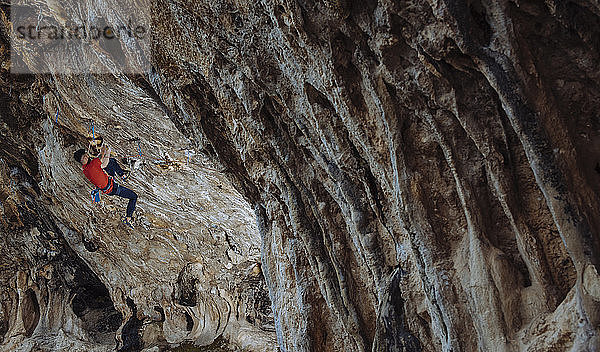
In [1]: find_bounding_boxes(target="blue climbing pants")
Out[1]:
[104,158,137,218]
[104,158,125,178]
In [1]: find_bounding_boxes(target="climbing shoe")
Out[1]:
[121,216,135,229]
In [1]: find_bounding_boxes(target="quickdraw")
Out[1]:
[90,189,101,203]
[124,139,143,159]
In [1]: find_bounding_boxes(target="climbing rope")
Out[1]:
[35,8,42,32]
[48,90,63,125]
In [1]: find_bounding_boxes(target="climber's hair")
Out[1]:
[74,149,86,164]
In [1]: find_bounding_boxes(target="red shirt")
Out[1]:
[83,158,110,190]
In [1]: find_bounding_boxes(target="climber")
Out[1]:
[74,143,138,229]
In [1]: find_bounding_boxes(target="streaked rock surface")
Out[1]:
[1,45,275,352]
[2,0,600,351]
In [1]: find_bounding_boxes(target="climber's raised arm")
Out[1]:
[100,144,111,168]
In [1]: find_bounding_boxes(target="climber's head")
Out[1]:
[74,149,88,165]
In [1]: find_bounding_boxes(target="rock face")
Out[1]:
[1,12,275,351]
[2,0,600,351]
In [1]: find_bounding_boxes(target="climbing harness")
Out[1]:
[90,176,114,204]
[101,176,114,194]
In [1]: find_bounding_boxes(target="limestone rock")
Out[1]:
[2,0,600,351]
